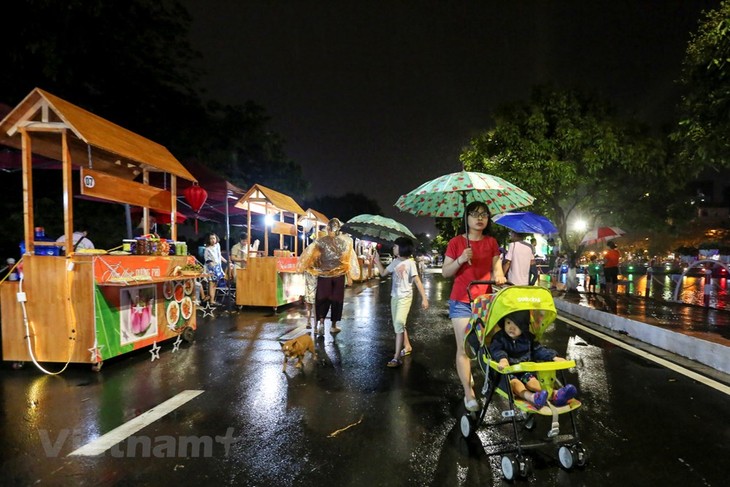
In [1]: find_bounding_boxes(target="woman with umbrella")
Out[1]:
[442,201,506,411]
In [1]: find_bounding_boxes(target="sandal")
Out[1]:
[386,358,401,368]
[330,326,341,335]
[464,396,480,412]
[400,348,412,357]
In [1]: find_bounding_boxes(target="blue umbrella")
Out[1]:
[493,212,558,235]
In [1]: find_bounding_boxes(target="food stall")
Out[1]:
[0,88,201,371]
[233,184,307,311]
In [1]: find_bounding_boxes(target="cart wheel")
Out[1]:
[91,361,103,372]
[573,443,588,467]
[516,454,533,478]
[460,414,473,438]
[11,361,24,370]
[501,454,517,481]
[524,414,536,430]
[182,327,195,343]
[558,445,576,470]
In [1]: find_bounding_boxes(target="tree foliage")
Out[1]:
[460,86,686,258]
[673,0,730,172]
[0,0,309,254]
[0,0,308,196]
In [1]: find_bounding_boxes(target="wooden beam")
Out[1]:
[80,168,173,213]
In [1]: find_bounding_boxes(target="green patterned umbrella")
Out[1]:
[343,214,416,243]
[394,170,534,218]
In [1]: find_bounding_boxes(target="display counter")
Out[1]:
[235,256,305,311]
[1,254,199,369]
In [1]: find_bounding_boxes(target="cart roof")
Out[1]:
[304,208,329,224]
[234,184,305,216]
[0,88,196,182]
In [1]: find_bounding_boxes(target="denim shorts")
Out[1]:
[448,299,472,319]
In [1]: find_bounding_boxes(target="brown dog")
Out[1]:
[280,334,316,371]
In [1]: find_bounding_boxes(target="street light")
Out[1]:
[573,219,587,232]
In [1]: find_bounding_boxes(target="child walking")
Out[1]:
[587,254,601,294]
[488,309,577,408]
[374,237,429,368]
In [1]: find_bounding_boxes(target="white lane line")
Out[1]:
[279,326,308,341]
[560,315,730,396]
[69,389,204,456]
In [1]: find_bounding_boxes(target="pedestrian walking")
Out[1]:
[298,218,361,336]
[374,237,429,368]
[503,230,534,286]
[442,201,506,412]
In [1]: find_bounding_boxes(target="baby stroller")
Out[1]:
[461,281,586,480]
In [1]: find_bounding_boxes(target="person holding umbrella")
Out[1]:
[603,241,621,295]
[442,201,506,412]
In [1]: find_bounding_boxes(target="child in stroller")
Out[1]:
[461,282,586,480]
[489,309,577,409]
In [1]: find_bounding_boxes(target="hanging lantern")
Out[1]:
[183,183,208,234]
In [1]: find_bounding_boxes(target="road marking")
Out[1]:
[68,390,205,456]
[560,315,730,396]
[279,326,308,341]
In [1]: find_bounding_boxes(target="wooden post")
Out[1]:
[294,214,298,255]
[142,169,150,234]
[62,130,73,251]
[264,203,269,256]
[170,175,177,241]
[247,202,252,252]
[20,128,34,255]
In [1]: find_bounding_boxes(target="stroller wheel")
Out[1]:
[460,414,473,438]
[573,443,588,467]
[558,445,576,470]
[501,455,517,481]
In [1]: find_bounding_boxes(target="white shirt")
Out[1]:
[385,257,419,298]
[55,232,94,252]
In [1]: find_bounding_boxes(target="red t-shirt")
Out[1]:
[445,234,501,302]
[604,249,620,268]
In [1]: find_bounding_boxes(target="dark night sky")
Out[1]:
[181,0,720,235]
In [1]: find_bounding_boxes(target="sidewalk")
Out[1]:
[553,290,730,376]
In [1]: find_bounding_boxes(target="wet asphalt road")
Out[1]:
[1,270,729,486]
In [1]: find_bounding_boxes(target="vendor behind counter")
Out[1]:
[55,229,94,255]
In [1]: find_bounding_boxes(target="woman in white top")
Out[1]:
[502,231,535,286]
[203,233,226,304]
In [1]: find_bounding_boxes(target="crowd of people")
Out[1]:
[122,210,588,415]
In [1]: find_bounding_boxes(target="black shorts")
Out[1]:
[604,267,618,284]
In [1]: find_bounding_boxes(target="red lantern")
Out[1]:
[183,183,208,233]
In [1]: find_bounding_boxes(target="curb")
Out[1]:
[554,299,730,375]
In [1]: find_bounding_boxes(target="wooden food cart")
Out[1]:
[0,88,201,371]
[234,184,307,311]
